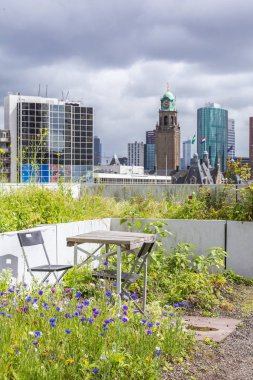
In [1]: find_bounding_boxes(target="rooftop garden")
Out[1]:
[0,184,253,378]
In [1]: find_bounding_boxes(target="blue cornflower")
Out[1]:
[74,311,80,317]
[75,291,82,298]
[80,317,86,322]
[156,322,160,327]
[122,305,128,311]
[49,318,56,323]
[22,283,27,287]
[56,306,61,311]
[141,319,147,325]
[26,296,31,302]
[147,322,153,327]
[32,298,38,304]
[88,317,94,324]
[8,288,14,293]
[34,331,42,338]
[174,303,179,308]
[92,369,99,374]
[122,317,128,323]
[43,302,49,310]
[131,293,138,300]
[83,300,90,306]
[146,330,152,335]
[103,261,108,266]
[40,312,45,317]
[49,296,54,301]
[51,355,56,360]
[33,341,39,345]
[76,304,83,309]
[1,311,6,316]
[105,292,112,297]
[38,290,43,296]
[169,312,174,317]
[104,319,110,324]
[50,322,56,327]
[65,313,71,319]
[113,282,117,287]
[7,314,12,318]
[15,350,20,354]
[65,329,71,334]
[133,310,140,314]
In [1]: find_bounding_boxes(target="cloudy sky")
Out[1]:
[1,0,253,159]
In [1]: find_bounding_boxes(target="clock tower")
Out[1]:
[156,89,180,174]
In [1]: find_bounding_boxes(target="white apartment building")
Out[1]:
[127,141,144,167]
[228,118,235,159]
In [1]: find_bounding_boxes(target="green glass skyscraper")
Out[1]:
[197,103,228,171]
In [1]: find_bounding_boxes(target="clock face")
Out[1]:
[163,99,169,108]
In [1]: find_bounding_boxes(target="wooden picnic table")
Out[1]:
[66,230,156,311]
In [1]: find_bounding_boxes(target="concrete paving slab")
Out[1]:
[183,316,241,342]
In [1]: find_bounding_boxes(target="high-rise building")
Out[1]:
[182,139,192,169]
[94,136,102,165]
[228,118,235,159]
[146,130,156,144]
[197,103,228,172]
[127,142,144,166]
[0,129,11,182]
[249,117,253,173]
[156,89,180,174]
[144,130,156,172]
[4,94,93,183]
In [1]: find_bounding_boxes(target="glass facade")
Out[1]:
[197,104,228,171]
[17,100,93,182]
[144,144,155,172]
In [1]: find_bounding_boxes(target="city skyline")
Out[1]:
[0,0,253,158]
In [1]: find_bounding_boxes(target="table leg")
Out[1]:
[143,257,147,311]
[74,243,78,266]
[117,245,122,300]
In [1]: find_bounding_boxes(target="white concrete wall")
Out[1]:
[110,218,226,256]
[0,183,82,199]
[0,218,110,283]
[226,221,253,278]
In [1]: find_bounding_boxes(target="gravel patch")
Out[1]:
[162,285,253,380]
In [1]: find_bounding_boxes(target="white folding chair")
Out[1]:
[18,230,73,285]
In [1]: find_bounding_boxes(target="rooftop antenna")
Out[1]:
[65,91,69,100]
[45,85,48,98]
[38,84,41,96]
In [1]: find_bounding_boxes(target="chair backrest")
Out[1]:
[137,242,155,258]
[18,231,44,247]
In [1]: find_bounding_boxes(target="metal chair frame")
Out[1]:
[18,230,73,285]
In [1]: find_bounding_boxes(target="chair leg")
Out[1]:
[52,269,69,286]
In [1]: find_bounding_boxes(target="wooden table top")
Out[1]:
[66,230,156,250]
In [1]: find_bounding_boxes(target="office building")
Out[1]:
[4,94,93,183]
[227,119,235,159]
[94,136,102,165]
[182,139,192,169]
[249,117,253,173]
[144,130,156,172]
[127,141,144,167]
[156,89,180,174]
[0,129,11,182]
[197,103,228,172]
